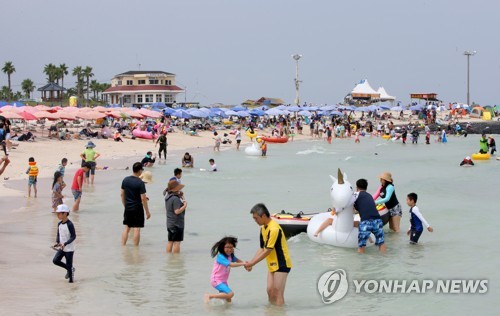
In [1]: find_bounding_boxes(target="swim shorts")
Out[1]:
[358,219,384,248]
[409,230,423,244]
[85,161,97,176]
[215,282,232,294]
[123,206,145,228]
[388,203,402,217]
[167,227,184,241]
[28,176,37,186]
[72,190,82,201]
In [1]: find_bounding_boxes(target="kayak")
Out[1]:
[260,136,289,143]
[271,211,316,238]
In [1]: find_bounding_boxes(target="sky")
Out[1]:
[1,0,499,106]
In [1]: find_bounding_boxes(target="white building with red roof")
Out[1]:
[103,70,184,106]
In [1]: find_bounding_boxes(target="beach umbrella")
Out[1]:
[410,104,423,111]
[0,105,16,111]
[35,104,50,110]
[329,110,343,116]
[390,106,403,111]
[138,108,162,118]
[56,111,77,120]
[0,111,23,119]
[249,108,266,116]
[187,109,209,118]
[298,110,312,116]
[320,104,337,111]
[235,111,250,117]
[231,105,247,112]
[33,111,60,120]
[209,108,225,116]
[151,102,166,109]
[162,107,175,115]
[287,105,301,112]
[265,108,284,116]
[76,111,107,120]
[224,110,239,116]
[11,102,25,107]
[172,109,192,119]
[93,106,108,112]
[18,111,38,121]
[259,105,270,110]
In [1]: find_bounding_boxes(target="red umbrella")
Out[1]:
[0,111,22,119]
[18,111,38,121]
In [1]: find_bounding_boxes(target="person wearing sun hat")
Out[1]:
[121,162,151,246]
[165,179,187,253]
[139,170,153,184]
[80,141,100,185]
[373,171,402,232]
[52,204,76,283]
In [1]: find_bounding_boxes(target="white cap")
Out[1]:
[56,204,70,213]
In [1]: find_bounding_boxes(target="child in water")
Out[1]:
[204,236,247,303]
[406,193,433,244]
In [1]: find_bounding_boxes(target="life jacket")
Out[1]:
[380,184,399,209]
[28,162,39,177]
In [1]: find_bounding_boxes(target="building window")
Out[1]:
[124,95,131,103]
[138,79,146,85]
[156,94,162,102]
[145,94,153,103]
[126,80,133,85]
[166,80,172,85]
[149,79,159,84]
[165,94,173,103]
[161,80,164,85]
[117,80,122,86]
[137,95,143,103]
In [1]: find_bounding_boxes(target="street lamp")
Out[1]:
[464,50,476,106]
[292,54,302,105]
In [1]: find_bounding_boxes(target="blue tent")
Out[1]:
[151,102,166,109]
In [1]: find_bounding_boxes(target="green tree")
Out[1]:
[43,63,57,83]
[59,63,69,90]
[2,61,16,99]
[72,66,83,101]
[90,80,99,100]
[0,86,11,100]
[21,79,35,99]
[83,66,94,104]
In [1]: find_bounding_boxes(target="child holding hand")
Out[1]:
[204,236,247,303]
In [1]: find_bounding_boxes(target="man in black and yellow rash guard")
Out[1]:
[245,203,292,306]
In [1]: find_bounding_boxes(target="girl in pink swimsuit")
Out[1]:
[204,236,247,303]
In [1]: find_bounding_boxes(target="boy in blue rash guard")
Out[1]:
[406,193,433,244]
[52,204,76,283]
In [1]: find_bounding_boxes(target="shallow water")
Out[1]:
[0,134,498,315]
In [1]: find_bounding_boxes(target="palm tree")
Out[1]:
[2,61,16,99]
[72,66,83,100]
[59,64,68,90]
[90,80,100,100]
[43,63,57,83]
[21,79,35,99]
[83,66,94,104]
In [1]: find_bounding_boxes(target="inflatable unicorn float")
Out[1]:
[307,169,374,248]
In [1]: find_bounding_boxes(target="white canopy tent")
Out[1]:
[350,79,380,99]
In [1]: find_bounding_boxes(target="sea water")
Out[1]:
[0,135,498,315]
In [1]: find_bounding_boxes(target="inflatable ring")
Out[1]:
[382,134,391,139]
[471,153,491,160]
[246,130,258,139]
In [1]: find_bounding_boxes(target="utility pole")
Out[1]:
[292,54,302,105]
[463,50,476,106]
